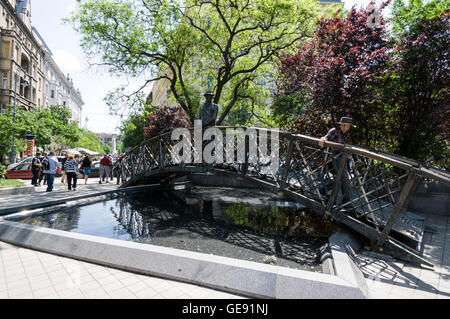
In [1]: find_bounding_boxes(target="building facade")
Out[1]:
[0,0,45,112]
[33,27,84,125]
[0,0,84,125]
[96,132,118,155]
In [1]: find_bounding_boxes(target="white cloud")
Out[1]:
[53,49,81,73]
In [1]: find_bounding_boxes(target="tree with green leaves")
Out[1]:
[67,0,320,124]
[390,0,450,36]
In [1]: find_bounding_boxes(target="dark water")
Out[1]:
[15,191,337,272]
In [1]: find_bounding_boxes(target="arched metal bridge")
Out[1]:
[115,126,450,267]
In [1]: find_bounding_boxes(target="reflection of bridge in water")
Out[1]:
[109,193,327,270]
[115,127,450,267]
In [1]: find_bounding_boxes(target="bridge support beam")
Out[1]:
[376,171,423,247]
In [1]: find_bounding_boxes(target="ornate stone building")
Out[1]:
[0,0,45,112]
[0,0,84,125]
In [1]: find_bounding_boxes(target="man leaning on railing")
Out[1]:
[318,116,355,205]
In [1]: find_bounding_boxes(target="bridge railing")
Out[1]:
[115,126,450,263]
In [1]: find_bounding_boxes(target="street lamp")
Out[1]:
[11,71,29,163]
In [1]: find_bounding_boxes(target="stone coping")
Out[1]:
[0,194,367,298]
[0,185,34,196]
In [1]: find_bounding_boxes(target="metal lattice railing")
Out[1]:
[115,126,450,266]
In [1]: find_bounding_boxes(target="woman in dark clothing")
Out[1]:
[81,155,92,185]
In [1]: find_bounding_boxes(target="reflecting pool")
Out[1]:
[15,190,338,272]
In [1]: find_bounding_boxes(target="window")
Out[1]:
[50,90,54,98]
[3,41,10,58]
[2,72,7,89]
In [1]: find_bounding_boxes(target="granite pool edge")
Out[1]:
[0,183,368,299]
[0,218,367,299]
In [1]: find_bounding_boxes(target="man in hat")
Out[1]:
[318,116,356,205]
[199,90,218,127]
[319,116,355,147]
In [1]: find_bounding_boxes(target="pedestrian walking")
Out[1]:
[31,152,42,186]
[81,155,92,185]
[42,151,61,192]
[64,154,79,191]
[318,116,356,205]
[38,152,48,186]
[109,154,114,181]
[60,153,68,185]
[99,154,112,184]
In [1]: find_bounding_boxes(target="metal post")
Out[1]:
[280,137,294,191]
[11,74,17,163]
[242,134,249,175]
[376,171,422,246]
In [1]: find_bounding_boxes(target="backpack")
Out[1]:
[41,157,50,171]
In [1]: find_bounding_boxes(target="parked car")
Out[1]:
[7,157,33,170]
[5,162,34,179]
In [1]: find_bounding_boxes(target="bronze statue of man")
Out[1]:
[199,90,218,127]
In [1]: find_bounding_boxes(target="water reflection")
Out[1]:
[17,191,338,272]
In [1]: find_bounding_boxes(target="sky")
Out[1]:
[29,0,390,135]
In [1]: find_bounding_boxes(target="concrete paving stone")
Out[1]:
[158,286,186,299]
[410,289,438,299]
[78,280,102,292]
[82,287,111,299]
[95,274,118,286]
[184,286,214,299]
[57,289,86,299]
[78,273,96,285]
[133,288,161,299]
[52,281,78,293]
[88,269,112,281]
[19,255,40,264]
[47,268,70,280]
[7,283,33,298]
[9,291,34,299]
[118,274,143,287]
[125,280,149,295]
[138,275,167,287]
[175,293,192,299]
[5,277,30,290]
[147,279,175,293]
[29,278,53,292]
[3,269,26,282]
[107,288,137,299]
[108,268,134,280]
[23,264,46,275]
[27,271,50,282]
[100,279,125,293]
[32,286,59,299]
[84,264,107,274]
[40,261,65,272]
[49,273,73,287]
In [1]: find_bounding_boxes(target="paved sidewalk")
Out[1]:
[0,176,119,215]
[0,177,449,299]
[0,241,245,299]
[354,213,450,299]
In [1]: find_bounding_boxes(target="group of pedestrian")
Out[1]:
[31,151,61,192]
[30,152,100,192]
